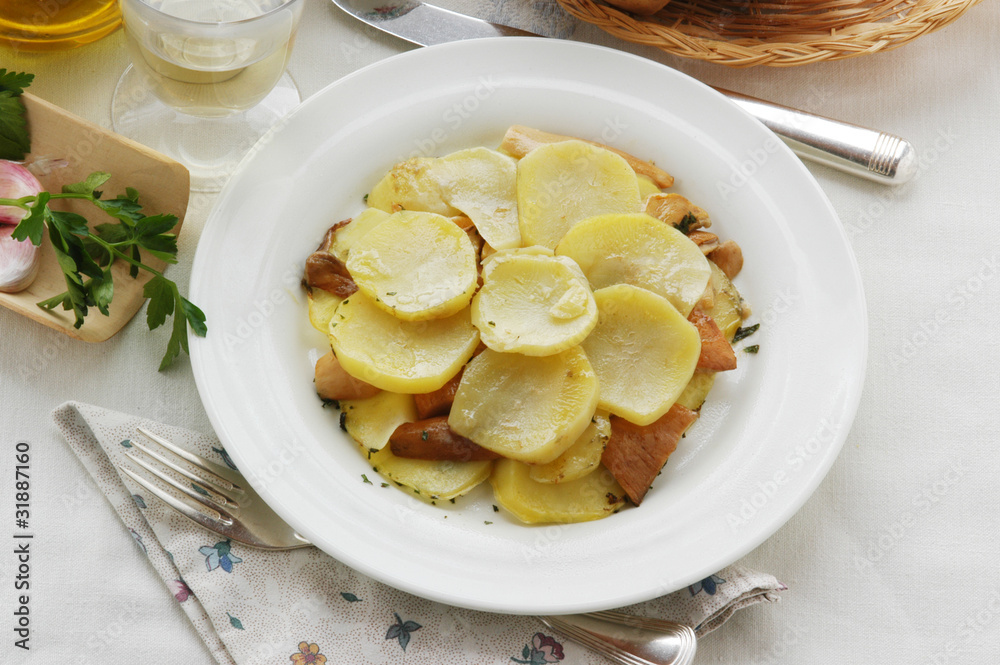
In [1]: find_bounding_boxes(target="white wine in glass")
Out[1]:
[112,0,305,191]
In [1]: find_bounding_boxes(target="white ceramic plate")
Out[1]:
[190,38,867,615]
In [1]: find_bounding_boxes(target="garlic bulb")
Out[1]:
[0,161,44,293]
[0,225,39,293]
[0,161,43,225]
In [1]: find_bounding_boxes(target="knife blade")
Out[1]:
[330,0,915,184]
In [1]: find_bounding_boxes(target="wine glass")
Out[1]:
[111,0,305,192]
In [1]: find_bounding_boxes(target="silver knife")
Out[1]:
[330,0,916,184]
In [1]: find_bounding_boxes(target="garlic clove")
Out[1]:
[0,161,44,225]
[0,224,40,293]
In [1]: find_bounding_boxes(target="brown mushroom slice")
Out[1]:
[303,251,358,298]
[708,240,744,279]
[688,230,720,255]
[499,125,674,189]
[688,310,738,371]
[413,368,464,419]
[601,404,699,505]
[314,351,380,401]
[644,193,711,231]
[389,417,500,461]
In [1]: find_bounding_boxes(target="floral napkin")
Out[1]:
[53,401,785,665]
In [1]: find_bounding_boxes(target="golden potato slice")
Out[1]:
[517,140,641,249]
[471,253,597,356]
[437,147,521,250]
[675,369,717,411]
[307,288,342,334]
[491,458,626,524]
[636,174,661,202]
[480,245,553,277]
[556,213,711,317]
[341,391,417,453]
[708,260,743,341]
[368,446,492,502]
[528,410,611,484]
[448,347,599,464]
[329,207,390,262]
[328,293,479,394]
[366,157,460,216]
[581,284,701,426]
[346,210,478,321]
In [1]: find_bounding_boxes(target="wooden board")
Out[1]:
[0,93,190,342]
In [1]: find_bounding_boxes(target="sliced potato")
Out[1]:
[328,293,479,394]
[366,157,460,216]
[581,284,701,426]
[448,347,599,464]
[556,212,711,317]
[517,140,641,249]
[369,446,492,501]
[307,288,342,334]
[636,174,661,201]
[707,260,743,341]
[480,245,554,278]
[346,210,478,321]
[329,207,390,262]
[528,410,611,484]
[340,390,417,453]
[471,253,597,356]
[437,147,521,250]
[491,458,626,524]
[675,369,717,411]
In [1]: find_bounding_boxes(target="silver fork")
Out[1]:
[119,427,697,665]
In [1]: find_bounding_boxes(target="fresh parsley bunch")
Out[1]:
[0,69,206,370]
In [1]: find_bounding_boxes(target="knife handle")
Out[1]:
[717,87,916,185]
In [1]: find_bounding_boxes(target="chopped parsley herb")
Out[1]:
[744,344,760,354]
[361,474,372,485]
[677,212,698,235]
[320,398,339,409]
[386,291,396,296]
[732,323,760,342]
[484,521,493,525]
[492,504,499,512]
[381,482,389,488]
[487,320,496,326]
[420,430,429,441]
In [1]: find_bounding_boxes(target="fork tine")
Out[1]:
[131,428,242,494]
[120,464,234,527]
[127,453,240,511]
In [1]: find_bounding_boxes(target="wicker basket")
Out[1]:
[555,0,984,67]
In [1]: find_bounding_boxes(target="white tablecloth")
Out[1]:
[2,1,999,663]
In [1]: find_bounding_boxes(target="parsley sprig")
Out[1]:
[0,69,33,161]
[3,172,206,370]
[1,69,205,370]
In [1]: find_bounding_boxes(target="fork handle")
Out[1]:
[717,87,917,184]
[539,611,696,665]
